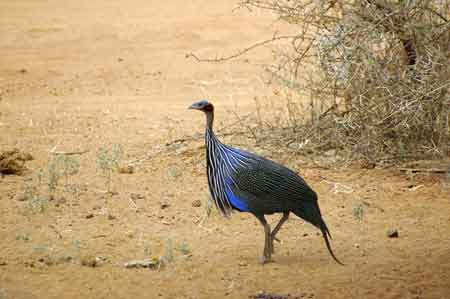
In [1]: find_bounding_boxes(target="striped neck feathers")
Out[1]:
[204,126,253,217]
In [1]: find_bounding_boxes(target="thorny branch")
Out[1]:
[185,0,449,163]
[186,34,297,63]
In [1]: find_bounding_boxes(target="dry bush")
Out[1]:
[239,0,450,163]
[0,149,33,175]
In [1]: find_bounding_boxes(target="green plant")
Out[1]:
[48,154,80,199]
[353,203,364,223]
[162,238,174,263]
[24,169,48,213]
[96,144,123,193]
[177,242,190,255]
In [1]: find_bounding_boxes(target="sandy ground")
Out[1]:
[1,1,450,298]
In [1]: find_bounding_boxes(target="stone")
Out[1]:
[130,193,145,200]
[387,229,399,238]
[160,201,170,209]
[191,199,202,207]
[80,255,97,267]
[124,258,160,269]
[117,164,134,174]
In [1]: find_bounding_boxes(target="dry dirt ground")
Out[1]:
[1,1,450,298]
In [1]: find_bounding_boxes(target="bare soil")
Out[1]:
[1,1,450,298]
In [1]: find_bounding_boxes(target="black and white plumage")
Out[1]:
[189,100,342,264]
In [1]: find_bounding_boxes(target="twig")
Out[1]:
[399,168,449,174]
[186,34,297,63]
[49,146,89,155]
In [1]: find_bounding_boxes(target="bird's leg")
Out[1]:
[256,215,272,264]
[269,212,289,254]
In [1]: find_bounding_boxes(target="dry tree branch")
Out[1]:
[186,34,297,63]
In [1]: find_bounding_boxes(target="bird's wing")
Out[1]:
[230,156,317,214]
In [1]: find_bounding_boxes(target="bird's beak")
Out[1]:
[188,104,197,110]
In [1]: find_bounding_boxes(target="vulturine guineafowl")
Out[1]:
[189,100,343,265]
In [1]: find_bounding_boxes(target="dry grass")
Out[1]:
[236,0,450,164]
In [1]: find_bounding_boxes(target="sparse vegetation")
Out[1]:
[24,170,48,213]
[225,0,450,164]
[176,242,190,255]
[2,1,450,298]
[162,238,174,263]
[96,144,123,193]
[48,154,80,200]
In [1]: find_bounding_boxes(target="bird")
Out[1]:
[189,100,343,265]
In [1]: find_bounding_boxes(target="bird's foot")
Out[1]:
[259,254,273,264]
[269,235,279,254]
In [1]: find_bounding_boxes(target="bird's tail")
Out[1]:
[316,219,344,265]
[292,201,344,265]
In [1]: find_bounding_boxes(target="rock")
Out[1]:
[80,255,97,267]
[160,201,170,209]
[130,193,145,200]
[387,229,399,238]
[117,164,134,174]
[55,196,67,206]
[107,214,117,220]
[85,213,94,219]
[38,255,54,266]
[14,193,28,201]
[191,199,202,207]
[0,149,27,175]
[57,255,73,264]
[124,258,160,269]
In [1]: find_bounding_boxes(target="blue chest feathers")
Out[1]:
[225,186,249,212]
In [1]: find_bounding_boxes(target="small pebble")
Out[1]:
[130,193,145,200]
[107,214,117,220]
[85,213,94,219]
[192,199,202,207]
[387,229,399,238]
[124,258,159,269]
[117,165,134,174]
[80,255,97,267]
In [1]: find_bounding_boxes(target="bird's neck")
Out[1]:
[205,111,214,130]
[205,111,222,149]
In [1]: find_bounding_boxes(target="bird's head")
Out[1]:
[188,100,214,112]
